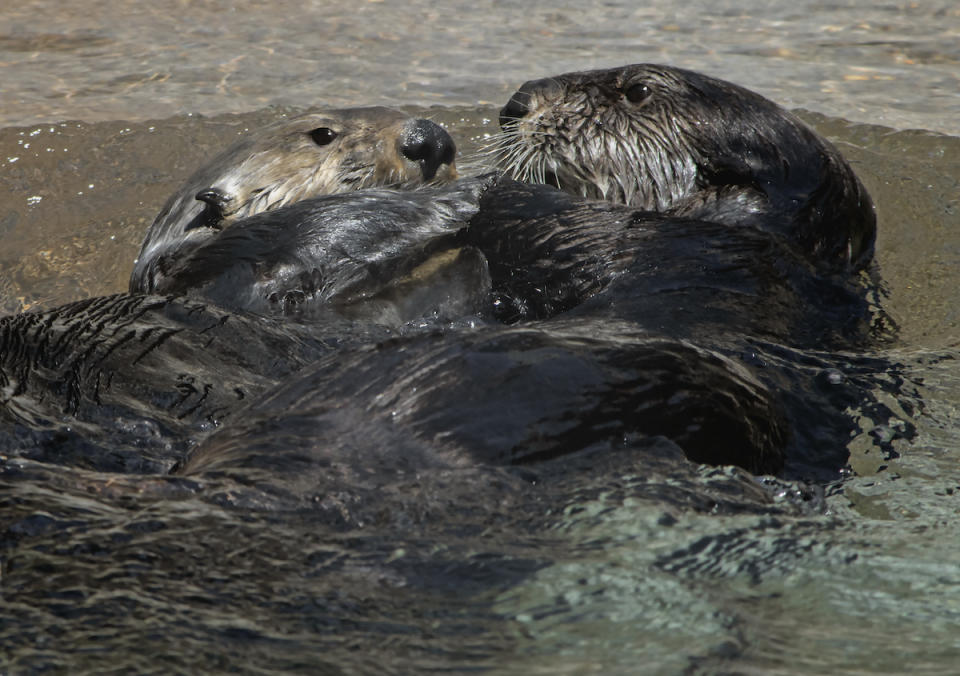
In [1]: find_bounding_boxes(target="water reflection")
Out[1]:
[0,1,958,133]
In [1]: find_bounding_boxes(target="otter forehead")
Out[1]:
[210,107,447,183]
[250,107,411,150]
[212,109,459,218]
[168,106,456,206]
[500,64,724,122]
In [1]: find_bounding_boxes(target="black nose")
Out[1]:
[499,91,531,130]
[399,119,457,181]
[499,78,562,129]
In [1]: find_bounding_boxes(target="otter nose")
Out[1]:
[499,90,531,129]
[399,119,457,181]
[499,78,563,129]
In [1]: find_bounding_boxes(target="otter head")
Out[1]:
[131,107,458,292]
[493,64,875,270]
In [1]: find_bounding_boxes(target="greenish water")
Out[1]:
[2,1,960,673]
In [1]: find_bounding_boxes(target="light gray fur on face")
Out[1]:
[130,107,458,293]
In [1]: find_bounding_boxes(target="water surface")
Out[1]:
[2,1,960,673]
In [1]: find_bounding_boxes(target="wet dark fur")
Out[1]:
[0,294,385,472]
[462,178,894,477]
[153,177,496,326]
[178,320,787,478]
[460,178,873,351]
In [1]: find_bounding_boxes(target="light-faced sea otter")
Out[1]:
[130,107,458,293]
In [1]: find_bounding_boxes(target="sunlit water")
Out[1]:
[2,1,960,673]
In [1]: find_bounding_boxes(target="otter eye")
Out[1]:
[309,127,338,146]
[624,84,652,105]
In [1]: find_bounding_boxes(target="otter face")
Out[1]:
[493,64,836,213]
[201,108,459,226]
[494,65,716,210]
[492,64,877,270]
[131,107,458,293]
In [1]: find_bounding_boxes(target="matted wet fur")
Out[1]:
[131,107,457,293]
[153,176,497,326]
[176,319,788,479]
[489,63,876,272]
[0,293,363,472]
[458,177,874,350]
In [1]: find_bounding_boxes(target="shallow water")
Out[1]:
[2,0,959,135]
[2,1,960,673]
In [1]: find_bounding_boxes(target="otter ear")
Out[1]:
[187,188,233,231]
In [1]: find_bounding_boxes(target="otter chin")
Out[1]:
[491,64,876,272]
[130,107,458,293]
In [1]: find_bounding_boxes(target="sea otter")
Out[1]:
[2,66,890,483]
[130,107,458,293]
[1,178,886,480]
[491,63,876,273]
